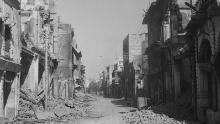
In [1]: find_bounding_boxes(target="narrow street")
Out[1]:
[0,0,220,124]
[73,96,135,124]
[51,95,197,124]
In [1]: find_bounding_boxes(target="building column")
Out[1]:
[68,79,73,99]
[34,54,39,92]
[14,73,20,117]
[0,71,5,117]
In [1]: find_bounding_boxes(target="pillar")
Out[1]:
[15,73,20,117]
[34,54,39,92]
[0,71,5,117]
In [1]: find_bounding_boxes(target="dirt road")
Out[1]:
[72,96,136,124]
[3,95,198,124]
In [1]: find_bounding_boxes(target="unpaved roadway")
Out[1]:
[72,96,135,124]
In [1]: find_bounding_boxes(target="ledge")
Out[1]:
[0,57,20,73]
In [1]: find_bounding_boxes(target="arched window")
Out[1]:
[5,25,11,41]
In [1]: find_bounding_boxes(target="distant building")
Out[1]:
[123,33,147,98]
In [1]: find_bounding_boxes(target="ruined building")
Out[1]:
[20,0,58,100]
[143,0,220,123]
[0,0,21,118]
[52,23,82,99]
[186,0,220,123]
[123,33,147,99]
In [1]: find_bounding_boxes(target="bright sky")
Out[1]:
[57,0,153,79]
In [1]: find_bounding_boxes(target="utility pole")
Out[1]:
[42,5,56,108]
[44,25,48,110]
[44,24,50,109]
[44,16,50,110]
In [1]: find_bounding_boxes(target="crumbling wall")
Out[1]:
[53,24,73,98]
[2,0,21,118]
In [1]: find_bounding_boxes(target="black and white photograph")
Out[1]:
[0,0,219,124]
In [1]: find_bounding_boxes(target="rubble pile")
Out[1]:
[17,89,44,119]
[18,99,37,119]
[150,103,193,121]
[122,100,197,124]
[51,96,93,121]
[16,89,95,123]
[122,109,188,124]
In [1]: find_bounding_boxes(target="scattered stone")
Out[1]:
[36,111,55,120]
[15,89,96,123]
[122,102,198,124]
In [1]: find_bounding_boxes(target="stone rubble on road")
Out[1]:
[122,101,199,124]
[6,89,96,124]
[122,109,187,124]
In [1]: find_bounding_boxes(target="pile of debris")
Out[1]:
[122,101,198,124]
[14,89,95,123]
[50,96,93,121]
[150,102,194,121]
[122,109,188,124]
[17,89,45,119]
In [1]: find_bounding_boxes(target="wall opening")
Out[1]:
[3,71,15,108]
[20,52,33,87]
[4,25,12,58]
[199,39,214,109]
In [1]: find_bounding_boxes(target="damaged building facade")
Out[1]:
[20,0,60,111]
[0,0,21,118]
[188,0,220,123]
[20,0,53,93]
[122,33,147,99]
[20,0,84,100]
[53,23,83,99]
[102,57,124,98]
[143,0,194,105]
[0,0,85,118]
[142,0,220,123]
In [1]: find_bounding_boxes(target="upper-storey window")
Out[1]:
[4,25,12,58]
